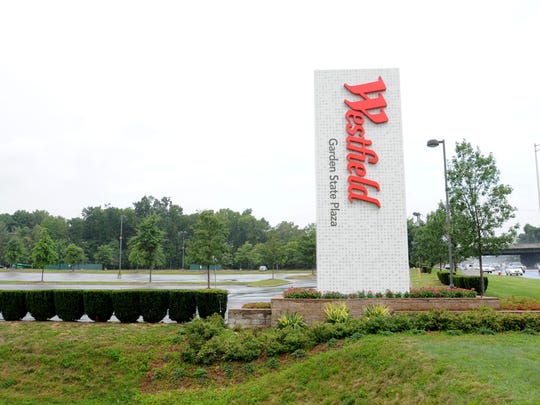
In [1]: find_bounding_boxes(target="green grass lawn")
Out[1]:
[0,322,538,404]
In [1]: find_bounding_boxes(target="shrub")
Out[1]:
[83,290,113,322]
[177,314,226,363]
[283,288,322,299]
[195,328,263,364]
[26,290,56,321]
[454,275,488,293]
[196,289,228,319]
[363,304,390,318]
[409,286,476,298]
[112,290,141,323]
[54,290,84,321]
[0,290,27,321]
[140,290,169,323]
[324,302,351,323]
[277,312,306,329]
[278,326,314,352]
[242,302,271,309]
[310,321,356,342]
[169,290,197,323]
[437,271,451,285]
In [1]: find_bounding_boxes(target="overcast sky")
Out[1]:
[1,1,539,230]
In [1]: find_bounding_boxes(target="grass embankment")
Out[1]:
[0,322,538,404]
[0,270,538,403]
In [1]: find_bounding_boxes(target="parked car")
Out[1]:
[505,262,524,276]
[483,264,496,274]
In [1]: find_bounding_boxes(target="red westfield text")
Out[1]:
[343,76,388,208]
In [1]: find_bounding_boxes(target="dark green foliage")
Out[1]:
[169,290,197,323]
[172,309,540,367]
[0,290,27,321]
[437,271,488,293]
[437,271,451,285]
[83,290,113,322]
[54,290,84,321]
[196,289,228,318]
[454,275,489,293]
[112,290,141,323]
[177,314,226,363]
[26,290,55,321]
[139,290,168,323]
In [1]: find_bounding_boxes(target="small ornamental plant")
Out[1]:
[276,312,306,329]
[283,287,476,299]
[363,304,391,318]
[324,302,351,324]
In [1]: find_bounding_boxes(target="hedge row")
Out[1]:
[0,289,228,323]
[437,271,489,292]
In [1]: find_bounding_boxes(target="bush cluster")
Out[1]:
[283,286,476,299]
[0,289,228,323]
[174,308,540,366]
[437,271,489,292]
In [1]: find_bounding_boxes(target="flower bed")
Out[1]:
[283,286,477,299]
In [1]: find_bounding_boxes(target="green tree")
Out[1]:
[187,210,228,288]
[128,215,165,282]
[260,233,286,279]
[64,243,86,271]
[234,241,254,269]
[297,224,316,270]
[517,224,540,243]
[5,237,25,267]
[411,204,448,270]
[94,243,116,270]
[447,140,518,295]
[32,228,58,282]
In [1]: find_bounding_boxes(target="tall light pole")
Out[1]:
[535,144,540,211]
[427,139,454,288]
[118,215,124,279]
[179,231,187,270]
[412,212,422,226]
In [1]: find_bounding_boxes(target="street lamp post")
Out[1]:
[535,144,540,211]
[118,215,124,279]
[179,231,187,270]
[427,139,454,288]
[412,212,422,226]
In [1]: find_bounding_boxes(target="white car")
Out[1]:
[505,263,524,276]
[483,264,496,274]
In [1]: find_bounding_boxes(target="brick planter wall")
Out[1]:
[271,296,500,327]
[227,308,272,329]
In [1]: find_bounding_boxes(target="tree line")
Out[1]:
[0,196,316,271]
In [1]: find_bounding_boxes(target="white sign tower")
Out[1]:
[314,69,410,294]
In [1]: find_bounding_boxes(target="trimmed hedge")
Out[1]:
[54,290,85,321]
[196,289,228,318]
[140,290,169,323]
[437,271,488,293]
[1,289,228,323]
[26,290,56,321]
[83,290,114,322]
[169,290,197,323]
[112,290,141,323]
[0,290,28,321]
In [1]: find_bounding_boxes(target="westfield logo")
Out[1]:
[343,76,388,208]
